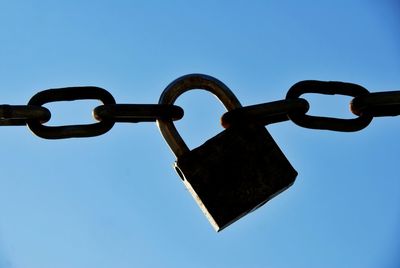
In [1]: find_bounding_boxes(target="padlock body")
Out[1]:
[175,124,297,231]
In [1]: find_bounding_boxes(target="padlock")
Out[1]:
[157,74,297,232]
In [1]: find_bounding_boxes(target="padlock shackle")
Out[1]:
[157,74,242,158]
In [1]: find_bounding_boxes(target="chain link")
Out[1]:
[0,86,184,139]
[0,105,50,126]
[93,104,183,122]
[221,99,309,128]
[285,80,373,132]
[350,91,400,117]
[27,86,116,139]
[222,80,398,131]
[0,77,398,139]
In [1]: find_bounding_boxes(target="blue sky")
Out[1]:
[0,1,399,267]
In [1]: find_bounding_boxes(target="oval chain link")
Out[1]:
[285,80,373,132]
[27,86,116,139]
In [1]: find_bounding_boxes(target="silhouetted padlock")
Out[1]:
[157,74,297,231]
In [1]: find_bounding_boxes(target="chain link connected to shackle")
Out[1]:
[0,74,399,139]
[0,86,184,139]
[221,80,400,131]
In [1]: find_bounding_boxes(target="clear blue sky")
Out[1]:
[0,1,399,267]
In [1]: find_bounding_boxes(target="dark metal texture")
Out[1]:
[0,77,397,139]
[351,91,400,117]
[27,86,116,139]
[221,98,309,128]
[93,104,184,122]
[175,124,297,232]
[285,80,373,132]
[157,73,242,158]
[156,74,297,232]
[0,105,50,126]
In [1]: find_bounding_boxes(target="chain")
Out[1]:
[1,86,183,139]
[222,80,400,131]
[0,79,398,139]
[0,105,50,126]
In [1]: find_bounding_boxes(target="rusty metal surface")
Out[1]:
[156,74,297,231]
[175,124,297,231]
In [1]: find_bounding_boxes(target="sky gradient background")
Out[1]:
[0,1,399,267]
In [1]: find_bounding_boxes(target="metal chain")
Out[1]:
[27,86,117,139]
[0,79,398,139]
[0,105,50,126]
[222,80,399,131]
[1,86,183,139]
